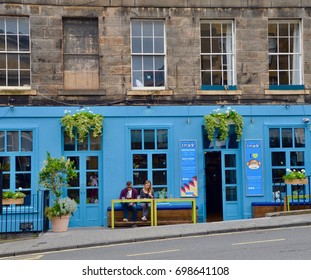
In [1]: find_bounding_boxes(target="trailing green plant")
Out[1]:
[204,107,243,141]
[61,108,104,143]
[282,169,306,181]
[38,152,78,219]
[2,190,26,199]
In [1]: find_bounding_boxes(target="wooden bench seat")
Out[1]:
[107,204,198,227]
[252,201,311,218]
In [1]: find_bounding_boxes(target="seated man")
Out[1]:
[119,181,138,222]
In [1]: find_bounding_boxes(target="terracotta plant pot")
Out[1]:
[51,214,70,232]
[284,178,308,185]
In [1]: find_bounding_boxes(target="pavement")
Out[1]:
[1,210,311,258]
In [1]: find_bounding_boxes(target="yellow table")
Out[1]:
[110,198,154,229]
[153,198,197,226]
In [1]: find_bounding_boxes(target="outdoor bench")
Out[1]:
[252,201,311,218]
[108,199,198,228]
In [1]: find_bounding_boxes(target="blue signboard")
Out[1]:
[180,140,198,197]
[245,139,263,196]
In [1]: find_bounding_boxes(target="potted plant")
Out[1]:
[282,169,308,185]
[2,190,26,205]
[204,107,243,141]
[38,152,77,232]
[61,108,104,143]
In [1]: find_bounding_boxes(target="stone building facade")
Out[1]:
[1,1,311,229]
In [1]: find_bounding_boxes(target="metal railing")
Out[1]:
[0,191,49,239]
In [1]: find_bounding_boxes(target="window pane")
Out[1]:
[131,130,142,150]
[16,156,31,171]
[90,133,101,150]
[157,129,168,149]
[152,154,166,168]
[226,186,237,201]
[294,128,305,147]
[153,170,167,185]
[131,21,141,36]
[16,173,31,189]
[290,151,304,166]
[269,128,280,148]
[225,154,236,167]
[154,21,164,36]
[133,154,147,169]
[282,128,292,148]
[225,170,236,184]
[132,37,141,53]
[144,129,155,149]
[0,131,4,151]
[7,131,19,151]
[64,133,75,151]
[0,156,10,171]
[21,131,32,151]
[86,156,98,169]
[133,170,147,185]
[272,152,286,166]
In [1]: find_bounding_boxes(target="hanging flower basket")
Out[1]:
[204,107,243,141]
[61,108,104,143]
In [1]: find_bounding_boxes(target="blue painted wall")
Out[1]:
[1,104,310,227]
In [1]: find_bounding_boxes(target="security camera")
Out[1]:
[302,118,310,123]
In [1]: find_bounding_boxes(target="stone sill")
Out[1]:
[58,90,106,96]
[265,89,310,95]
[127,90,173,96]
[0,87,36,95]
[197,90,242,95]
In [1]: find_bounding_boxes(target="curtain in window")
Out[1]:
[292,24,300,85]
[226,23,233,86]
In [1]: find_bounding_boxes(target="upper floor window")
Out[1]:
[268,20,302,89]
[0,17,30,87]
[131,20,165,89]
[63,18,99,90]
[200,21,235,90]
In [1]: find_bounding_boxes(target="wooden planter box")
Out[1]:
[284,179,308,185]
[2,198,24,205]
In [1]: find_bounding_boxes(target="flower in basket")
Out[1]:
[61,108,104,143]
[38,152,77,220]
[44,197,77,220]
[282,168,306,181]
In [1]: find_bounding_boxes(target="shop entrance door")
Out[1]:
[205,152,223,222]
[66,153,102,227]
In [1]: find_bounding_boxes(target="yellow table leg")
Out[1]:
[111,201,115,230]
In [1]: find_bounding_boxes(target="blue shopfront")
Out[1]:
[1,104,311,230]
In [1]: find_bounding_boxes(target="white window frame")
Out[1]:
[0,17,30,88]
[200,20,236,88]
[268,20,302,86]
[131,20,166,90]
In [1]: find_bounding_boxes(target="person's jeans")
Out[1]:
[121,203,137,221]
[140,202,151,217]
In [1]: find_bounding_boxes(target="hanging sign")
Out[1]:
[245,139,263,196]
[180,140,198,197]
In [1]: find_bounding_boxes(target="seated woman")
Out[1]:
[140,180,154,221]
